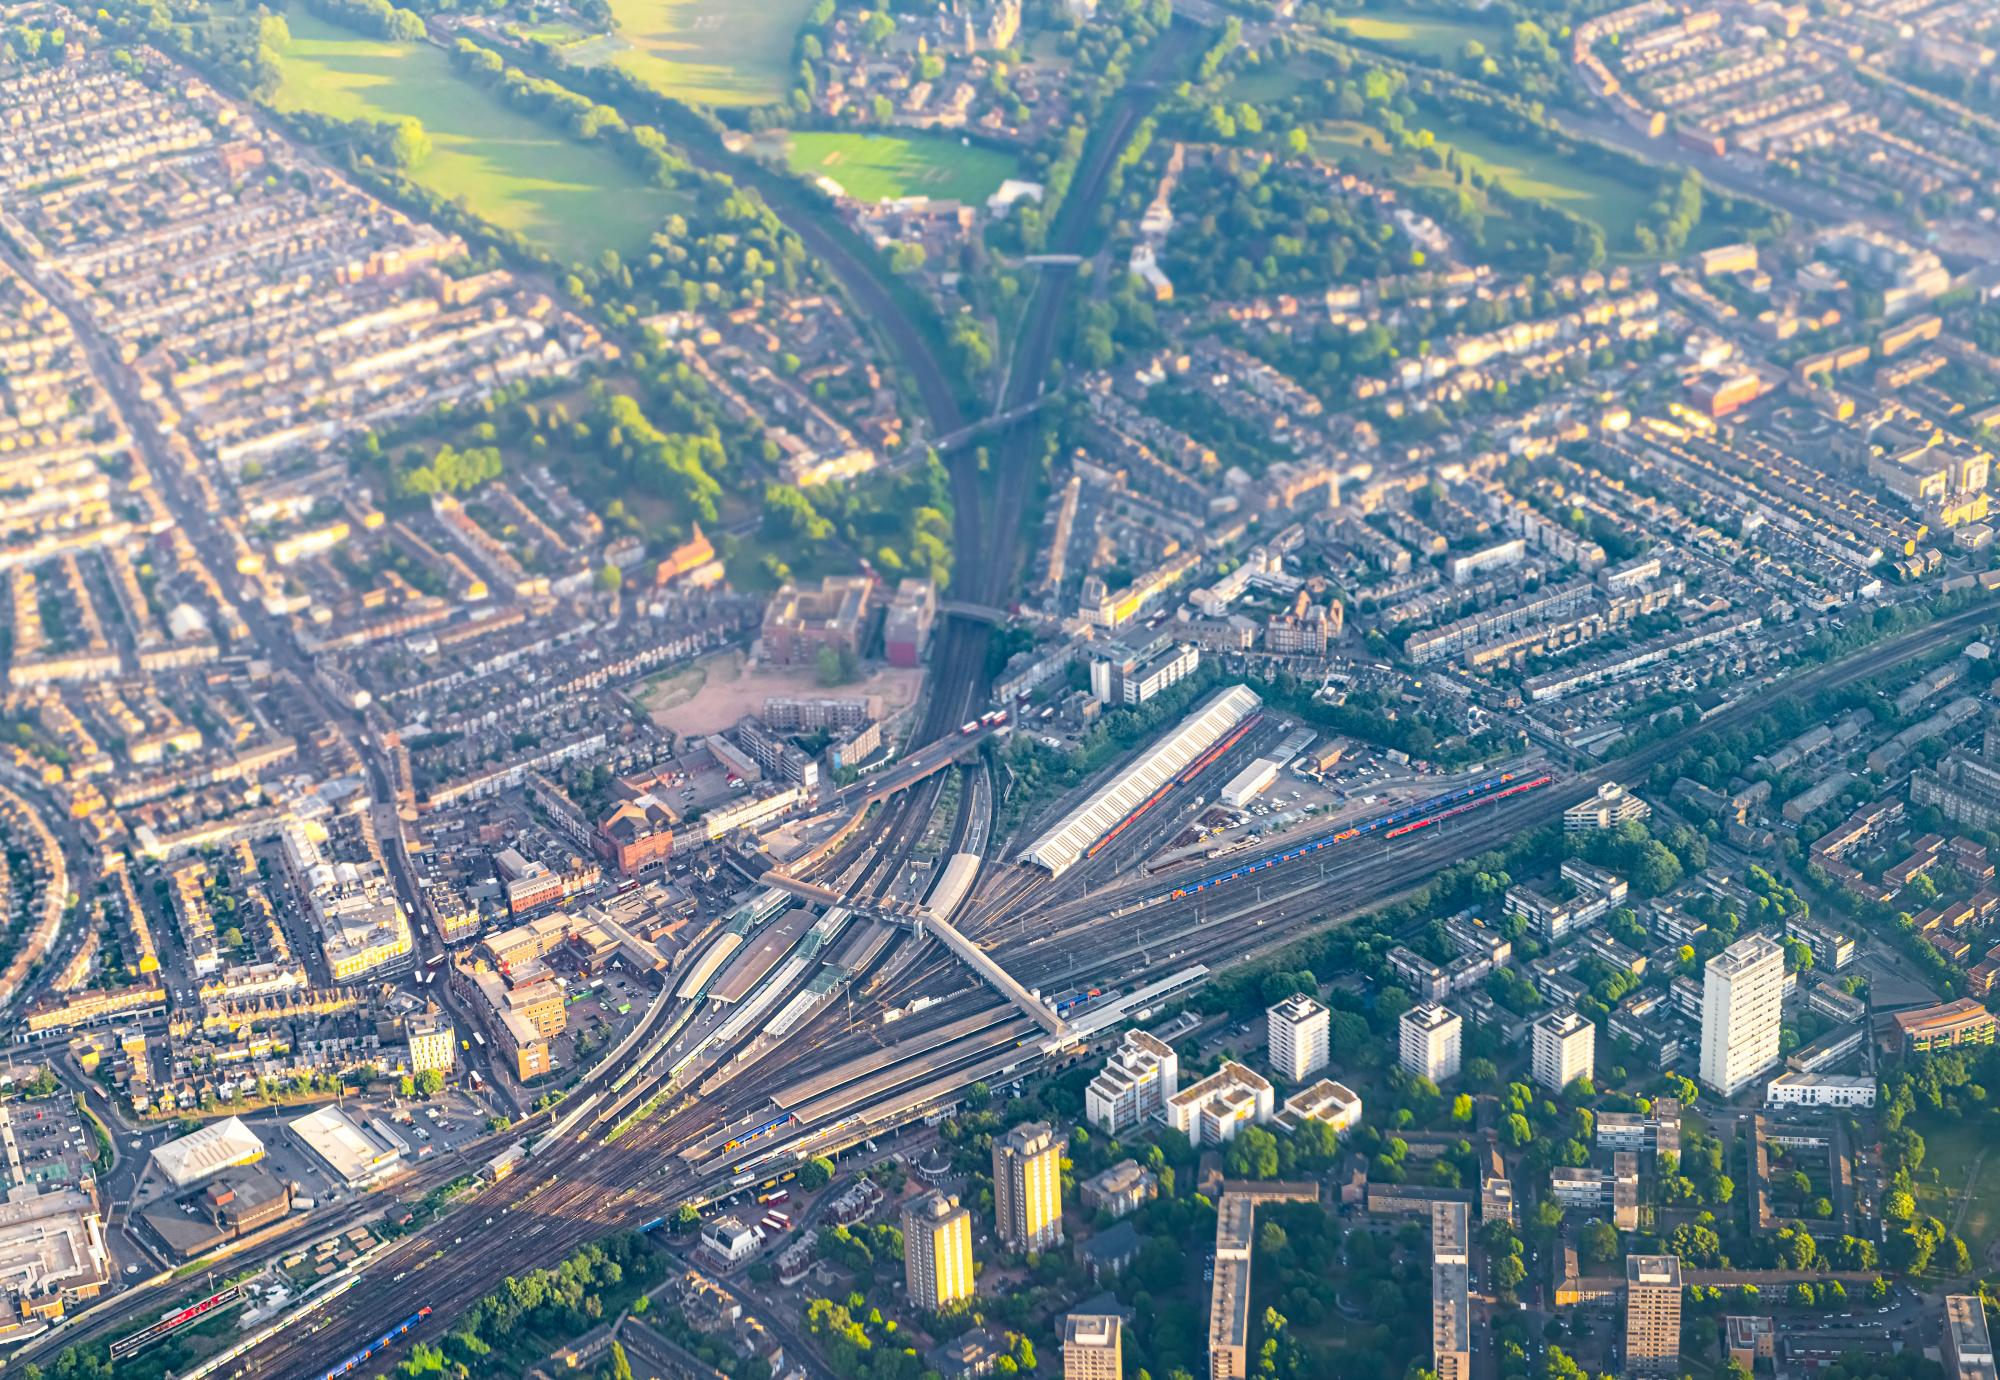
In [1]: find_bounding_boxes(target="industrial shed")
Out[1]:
[1018,685,1262,877]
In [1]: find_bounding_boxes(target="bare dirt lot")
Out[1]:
[640,649,925,739]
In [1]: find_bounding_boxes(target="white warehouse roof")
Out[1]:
[289,1105,403,1188]
[150,1115,265,1188]
[1019,685,1261,877]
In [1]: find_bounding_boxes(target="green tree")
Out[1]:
[1225,1125,1281,1179]
[387,117,432,169]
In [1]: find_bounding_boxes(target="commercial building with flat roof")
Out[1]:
[0,1186,109,1323]
[405,1011,455,1075]
[1766,1072,1876,1108]
[136,1168,292,1261]
[288,1105,404,1189]
[149,1115,265,1188]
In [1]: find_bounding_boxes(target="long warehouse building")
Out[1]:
[1019,684,1262,877]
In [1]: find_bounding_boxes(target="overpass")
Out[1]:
[758,871,1068,1038]
[925,912,1068,1036]
[939,600,1007,625]
[932,396,1057,453]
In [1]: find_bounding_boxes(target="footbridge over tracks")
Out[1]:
[761,855,1069,1039]
[932,396,1056,453]
[939,600,1007,625]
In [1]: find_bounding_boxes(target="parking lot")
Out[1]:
[130,1086,495,1218]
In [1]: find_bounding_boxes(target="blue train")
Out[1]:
[318,1307,430,1379]
[637,1216,666,1234]
[723,1112,797,1155]
[1168,773,1549,899]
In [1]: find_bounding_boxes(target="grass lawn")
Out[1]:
[1914,1111,2000,1265]
[1311,111,1649,247]
[784,131,1017,204]
[1324,11,1508,62]
[600,0,816,107]
[1313,120,1524,239]
[1224,58,1315,105]
[1416,116,1649,246]
[271,9,686,259]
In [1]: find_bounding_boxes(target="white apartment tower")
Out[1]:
[1267,993,1330,1083]
[1399,1003,1462,1083]
[1699,933,1786,1097]
[1085,1030,1180,1135]
[1530,1009,1596,1092]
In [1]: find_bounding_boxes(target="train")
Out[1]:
[1166,773,1551,899]
[721,1112,798,1156]
[1383,776,1550,838]
[1082,714,1263,862]
[109,1285,244,1362]
[317,1306,431,1379]
[1053,987,1104,1016]
[729,886,794,929]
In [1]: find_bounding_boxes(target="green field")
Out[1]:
[1425,118,1649,244]
[271,9,685,259]
[785,131,1018,204]
[600,0,816,107]
[1223,58,1314,105]
[1914,1112,2000,1269]
[1313,109,1652,246]
[1324,11,1508,61]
